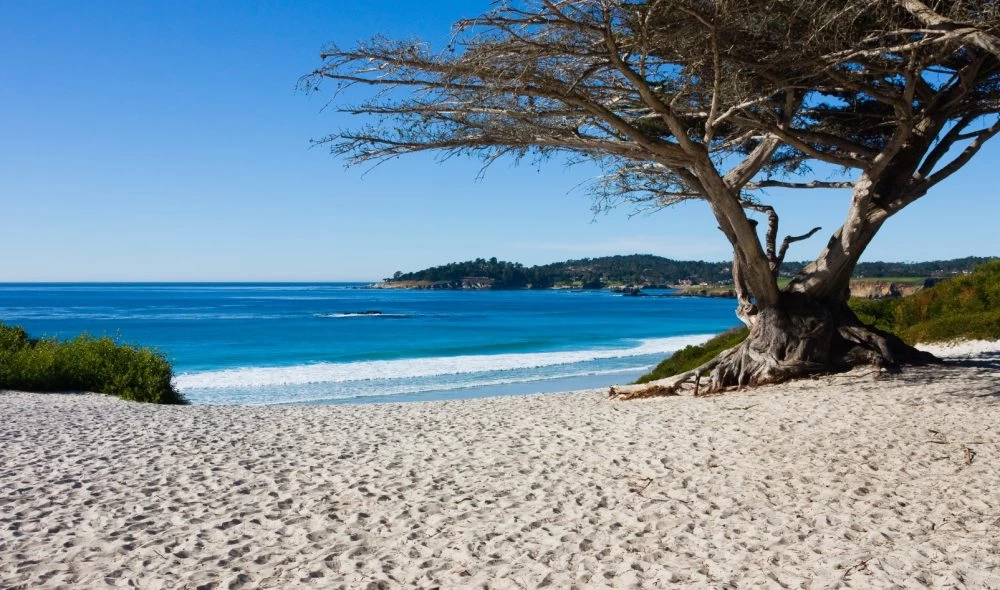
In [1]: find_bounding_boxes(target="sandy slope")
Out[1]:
[1,345,998,589]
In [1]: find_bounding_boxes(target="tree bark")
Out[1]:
[693,160,781,308]
[787,174,888,301]
[714,294,936,387]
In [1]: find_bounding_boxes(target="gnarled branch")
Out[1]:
[777,227,823,268]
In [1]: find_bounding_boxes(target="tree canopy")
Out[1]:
[307,1,1000,394]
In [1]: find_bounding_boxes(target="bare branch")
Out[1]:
[740,200,780,266]
[731,116,866,168]
[597,9,698,156]
[891,0,1000,57]
[777,227,823,268]
[914,115,977,181]
[746,180,854,190]
[824,27,988,63]
[923,119,1000,190]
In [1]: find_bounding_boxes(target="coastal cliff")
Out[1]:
[373,277,935,300]
[371,277,496,290]
[671,280,932,300]
[848,279,930,299]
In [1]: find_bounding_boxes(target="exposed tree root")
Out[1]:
[610,294,941,400]
[610,356,724,400]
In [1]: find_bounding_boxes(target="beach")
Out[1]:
[1,343,998,588]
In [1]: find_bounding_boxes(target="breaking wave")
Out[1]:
[174,334,713,391]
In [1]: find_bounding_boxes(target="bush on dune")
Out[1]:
[0,323,186,404]
[900,309,1000,343]
[850,260,1000,344]
[636,328,749,384]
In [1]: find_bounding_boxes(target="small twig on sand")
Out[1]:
[724,404,758,410]
[842,557,873,579]
[630,477,654,496]
[926,429,949,444]
[963,446,976,465]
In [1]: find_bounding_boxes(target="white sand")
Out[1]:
[1,345,998,589]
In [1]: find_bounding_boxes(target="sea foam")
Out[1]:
[184,366,649,405]
[174,334,714,390]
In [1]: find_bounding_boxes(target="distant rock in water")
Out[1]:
[459,277,495,290]
[609,285,644,296]
[669,286,737,299]
[369,277,496,290]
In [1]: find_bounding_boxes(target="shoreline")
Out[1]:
[175,339,990,407]
[172,333,728,406]
[272,368,651,407]
[368,280,932,301]
[2,342,998,587]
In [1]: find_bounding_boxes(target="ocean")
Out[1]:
[0,283,739,405]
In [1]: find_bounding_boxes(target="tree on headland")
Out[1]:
[304,0,1000,397]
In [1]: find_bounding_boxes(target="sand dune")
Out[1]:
[1,344,998,588]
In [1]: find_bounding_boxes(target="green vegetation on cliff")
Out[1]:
[386,255,995,289]
[387,254,733,288]
[636,260,1000,383]
[849,257,995,279]
[0,324,186,404]
[851,260,1000,344]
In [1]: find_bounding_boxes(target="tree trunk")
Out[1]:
[611,292,938,399]
[787,175,888,300]
[609,161,945,401]
[713,293,936,386]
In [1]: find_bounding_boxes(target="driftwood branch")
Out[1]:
[609,354,725,400]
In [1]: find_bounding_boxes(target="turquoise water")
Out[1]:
[0,283,739,404]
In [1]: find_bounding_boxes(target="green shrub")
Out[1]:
[849,297,901,334]
[849,260,1000,344]
[898,309,1000,343]
[0,324,186,404]
[635,327,749,384]
[0,324,29,351]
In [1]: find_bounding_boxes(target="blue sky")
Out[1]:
[1,1,997,281]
